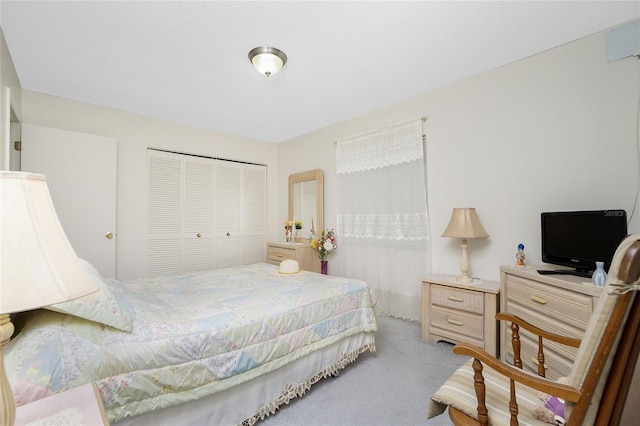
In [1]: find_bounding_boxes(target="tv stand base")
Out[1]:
[537,269,592,278]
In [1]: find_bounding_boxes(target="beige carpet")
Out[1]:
[259,314,464,426]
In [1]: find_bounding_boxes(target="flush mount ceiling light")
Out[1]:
[248,46,287,77]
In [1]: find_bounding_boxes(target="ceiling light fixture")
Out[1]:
[248,46,287,77]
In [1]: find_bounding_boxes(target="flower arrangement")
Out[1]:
[311,229,337,260]
[284,219,294,241]
[294,220,303,230]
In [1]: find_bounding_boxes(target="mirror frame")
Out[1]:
[288,169,324,237]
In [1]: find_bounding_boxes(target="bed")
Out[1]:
[5,261,378,425]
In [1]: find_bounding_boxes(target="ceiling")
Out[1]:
[1,1,638,143]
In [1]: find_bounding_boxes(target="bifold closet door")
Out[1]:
[213,160,266,268]
[147,150,213,277]
[147,150,266,276]
[241,165,268,264]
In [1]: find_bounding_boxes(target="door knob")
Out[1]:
[227,232,231,237]
[105,232,114,239]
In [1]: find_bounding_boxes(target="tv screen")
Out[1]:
[541,210,628,277]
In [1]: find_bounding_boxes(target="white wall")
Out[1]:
[278,30,640,282]
[14,28,640,283]
[20,90,278,280]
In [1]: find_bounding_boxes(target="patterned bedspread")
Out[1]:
[6,263,378,423]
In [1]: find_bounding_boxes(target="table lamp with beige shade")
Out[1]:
[441,207,489,284]
[0,171,99,425]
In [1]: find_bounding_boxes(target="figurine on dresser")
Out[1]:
[516,243,526,267]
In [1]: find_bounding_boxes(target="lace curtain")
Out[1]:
[334,118,431,321]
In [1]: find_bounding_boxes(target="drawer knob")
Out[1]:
[277,254,283,258]
[447,318,464,326]
[447,296,464,302]
[531,295,548,304]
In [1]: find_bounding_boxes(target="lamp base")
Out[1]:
[447,276,485,286]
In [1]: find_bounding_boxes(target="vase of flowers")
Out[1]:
[311,229,336,274]
[294,220,303,241]
[284,220,293,242]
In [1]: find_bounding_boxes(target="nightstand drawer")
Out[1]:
[430,306,484,340]
[267,246,296,262]
[431,284,484,315]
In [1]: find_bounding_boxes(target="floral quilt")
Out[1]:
[6,263,378,423]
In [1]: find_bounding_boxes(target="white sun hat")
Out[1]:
[270,259,301,276]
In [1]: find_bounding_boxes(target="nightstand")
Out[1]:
[14,382,108,426]
[266,242,321,273]
[421,275,500,357]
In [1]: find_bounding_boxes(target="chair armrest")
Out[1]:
[497,312,582,348]
[453,341,582,403]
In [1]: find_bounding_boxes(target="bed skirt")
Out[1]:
[113,331,376,426]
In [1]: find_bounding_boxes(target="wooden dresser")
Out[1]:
[500,265,602,380]
[422,275,500,357]
[266,242,321,273]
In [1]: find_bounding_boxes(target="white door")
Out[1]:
[214,160,243,268]
[240,163,267,264]
[21,124,118,278]
[214,159,266,268]
[146,149,214,277]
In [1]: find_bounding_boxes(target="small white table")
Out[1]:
[15,382,108,426]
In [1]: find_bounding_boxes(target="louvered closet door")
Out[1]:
[183,158,214,272]
[147,152,182,276]
[147,150,213,276]
[214,161,242,268]
[242,164,267,264]
[214,160,266,268]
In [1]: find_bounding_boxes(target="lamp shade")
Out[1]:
[442,208,489,239]
[248,46,287,77]
[0,172,98,314]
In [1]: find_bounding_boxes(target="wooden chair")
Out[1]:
[428,234,640,425]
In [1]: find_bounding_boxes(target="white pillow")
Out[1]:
[44,259,132,332]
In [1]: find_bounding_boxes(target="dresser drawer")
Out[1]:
[267,246,296,262]
[504,331,573,381]
[505,303,584,360]
[430,306,484,340]
[506,275,593,330]
[431,284,484,315]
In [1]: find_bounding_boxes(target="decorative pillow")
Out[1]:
[43,259,132,332]
[532,377,568,425]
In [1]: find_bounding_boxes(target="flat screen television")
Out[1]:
[540,209,628,277]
